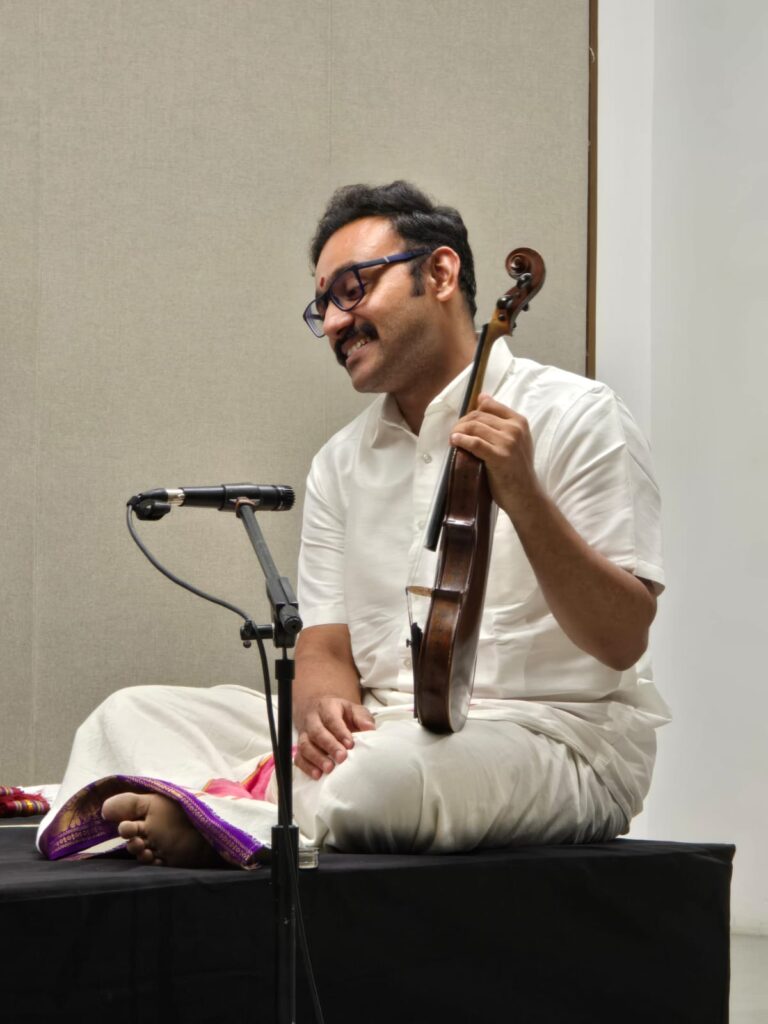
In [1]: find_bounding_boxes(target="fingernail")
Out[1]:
[343,738,354,748]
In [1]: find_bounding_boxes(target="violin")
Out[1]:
[408,248,546,733]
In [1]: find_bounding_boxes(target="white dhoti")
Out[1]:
[37,684,628,868]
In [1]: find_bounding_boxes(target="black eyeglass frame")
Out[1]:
[303,248,434,337]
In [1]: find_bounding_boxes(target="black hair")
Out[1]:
[309,180,477,319]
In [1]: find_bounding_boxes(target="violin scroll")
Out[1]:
[492,248,547,327]
[464,247,545,417]
[504,246,545,284]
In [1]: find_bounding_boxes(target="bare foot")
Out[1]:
[101,791,222,868]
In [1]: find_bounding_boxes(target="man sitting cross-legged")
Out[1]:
[38,181,669,868]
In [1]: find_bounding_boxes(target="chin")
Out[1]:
[346,355,382,393]
[348,374,382,395]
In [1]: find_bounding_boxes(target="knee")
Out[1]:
[77,684,172,738]
[309,736,434,852]
[89,684,163,717]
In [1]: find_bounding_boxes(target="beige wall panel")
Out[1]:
[0,2,40,780]
[1,1,589,781]
[0,449,36,781]
[25,0,367,779]
[326,0,589,372]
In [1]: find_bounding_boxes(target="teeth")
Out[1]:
[350,338,368,353]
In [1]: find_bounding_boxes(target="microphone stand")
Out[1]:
[235,499,302,1024]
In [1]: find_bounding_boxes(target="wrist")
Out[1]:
[501,477,550,531]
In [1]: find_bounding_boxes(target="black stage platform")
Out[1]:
[0,820,733,1023]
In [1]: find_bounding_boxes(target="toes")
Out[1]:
[102,792,169,867]
[125,836,157,863]
[102,792,152,825]
[126,837,161,867]
[104,792,216,868]
[117,819,146,841]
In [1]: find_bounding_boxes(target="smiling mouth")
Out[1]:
[335,325,378,367]
[347,337,369,356]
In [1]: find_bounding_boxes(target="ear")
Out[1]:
[425,246,462,304]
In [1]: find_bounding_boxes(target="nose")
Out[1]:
[323,300,354,343]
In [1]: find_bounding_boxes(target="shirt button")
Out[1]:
[417,520,425,530]
[421,453,433,463]
[403,657,412,669]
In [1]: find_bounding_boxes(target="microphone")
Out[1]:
[128,484,295,520]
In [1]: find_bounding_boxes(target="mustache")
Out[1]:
[335,322,378,367]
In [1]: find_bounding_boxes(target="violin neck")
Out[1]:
[424,322,499,552]
[424,450,452,552]
[459,323,491,416]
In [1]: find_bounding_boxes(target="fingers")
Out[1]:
[296,719,348,780]
[462,393,518,421]
[349,704,376,732]
[453,396,523,435]
[294,699,376,780]
[450,423,504,458]
[452,394,529,450]
[451,415,527,458]
[450,398,539,519]
[472,393,515,419]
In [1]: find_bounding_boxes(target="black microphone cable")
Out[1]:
[126,504,326,1024]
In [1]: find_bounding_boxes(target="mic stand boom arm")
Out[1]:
[235,498,302,1024]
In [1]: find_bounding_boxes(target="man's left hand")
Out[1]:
[450,393,541,523]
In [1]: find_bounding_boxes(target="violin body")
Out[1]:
[413,451,496,732]
[410,247,545,733]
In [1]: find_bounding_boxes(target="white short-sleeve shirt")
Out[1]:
[297,339,671,818]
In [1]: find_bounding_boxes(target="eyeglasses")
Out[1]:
[303,248,433,338]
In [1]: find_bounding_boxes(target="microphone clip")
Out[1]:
[240,619,275,648]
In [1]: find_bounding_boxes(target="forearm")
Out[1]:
[509,486,657,671]
[293,624,362,727]
[292,624,375,778]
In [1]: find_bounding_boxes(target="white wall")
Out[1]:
[595,2,654,439]
[598,1,768,934]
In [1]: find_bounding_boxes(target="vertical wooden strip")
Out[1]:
[586,0,598,378]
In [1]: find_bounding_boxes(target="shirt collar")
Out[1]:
[428,335,515,417]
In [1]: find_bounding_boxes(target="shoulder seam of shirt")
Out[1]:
[541,379,614,477]
[554,385,649,576]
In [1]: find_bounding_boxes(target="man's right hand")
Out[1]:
[294,696,376,779]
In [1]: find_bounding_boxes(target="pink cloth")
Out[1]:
[202,748,290,802]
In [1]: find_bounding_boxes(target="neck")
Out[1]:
[395,322,478,434]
